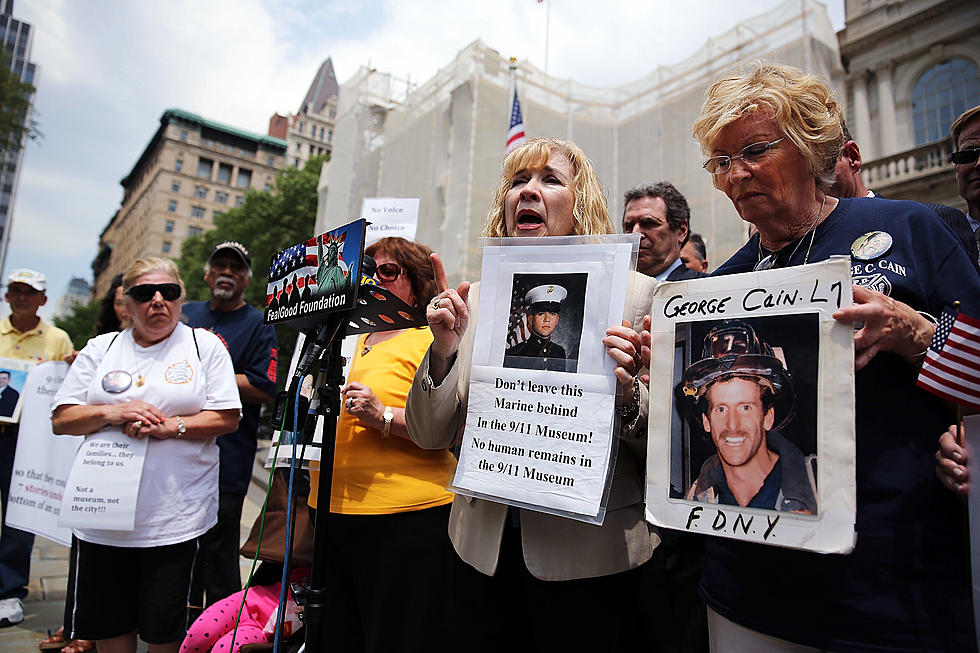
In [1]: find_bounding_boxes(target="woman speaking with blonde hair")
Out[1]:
[52,258,241,653]
[406,137,657,651]
[690,63,980,651]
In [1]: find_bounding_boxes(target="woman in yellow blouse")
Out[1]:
[308,237,458,653]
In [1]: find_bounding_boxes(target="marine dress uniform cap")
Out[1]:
[525,284,567,313]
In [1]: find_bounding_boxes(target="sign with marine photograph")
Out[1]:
[451,235,636,524]
[645,258,857,553]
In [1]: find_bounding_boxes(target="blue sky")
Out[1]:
[5,0,844,323]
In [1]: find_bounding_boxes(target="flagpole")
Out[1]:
[544,0,550,76]
[509,56,517,131]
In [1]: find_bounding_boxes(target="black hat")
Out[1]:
[208,241,251,267]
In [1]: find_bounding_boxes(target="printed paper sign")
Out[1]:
[965,414,980,653]
[361,197,419,246]
[5,362,79,546]
[59,430,148,531]
[645,258,856,553]
[451,236,635,524]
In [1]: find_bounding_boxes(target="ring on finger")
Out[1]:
[133,420,143,430]
[346,398,353,410]
[432,297,441,310]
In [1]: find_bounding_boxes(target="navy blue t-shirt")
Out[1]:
[702,197,980,652]
[183,301,278,495]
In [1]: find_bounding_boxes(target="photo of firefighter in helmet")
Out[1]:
[678,319,818,514]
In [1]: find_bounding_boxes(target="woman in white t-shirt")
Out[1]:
[52,257,241,653]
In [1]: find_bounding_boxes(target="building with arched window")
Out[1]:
[839,0,980,209]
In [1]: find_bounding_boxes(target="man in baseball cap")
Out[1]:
[0,268,73,626]
[681,321,815,514]
[504,284,568,371]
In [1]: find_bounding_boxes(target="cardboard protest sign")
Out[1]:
[5,362,78,546]
[361,197,419,246]
[645,258,856,552]
[451,235,636,524]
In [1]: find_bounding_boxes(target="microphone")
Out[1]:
[294,255,378,378]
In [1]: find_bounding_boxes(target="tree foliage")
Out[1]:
[0,48,40,156]
[177,155,327,384]
[53,300,101,349]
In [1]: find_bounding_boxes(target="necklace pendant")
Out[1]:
[361,345,372,356]
[136,375,145,387]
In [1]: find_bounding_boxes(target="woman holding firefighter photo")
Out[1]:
[686,62,980,651]
[51,258,241,653]
[405,137,657,651]
[305,236,462,653]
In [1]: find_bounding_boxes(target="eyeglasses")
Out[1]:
[703,138,786,175]
[951,147,980,165]
[376,263,402,282]
[127,283,181,303]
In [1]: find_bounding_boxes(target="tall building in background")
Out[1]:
[837,0,979,208]
[55,276,91,318]
[0,0,37,280]
[320,0,842,281]
[91,109,287,298]
[268,57,339,169]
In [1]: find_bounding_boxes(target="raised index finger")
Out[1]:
[431,253,450,293]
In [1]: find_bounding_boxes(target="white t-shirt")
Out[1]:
[53,323,241,547]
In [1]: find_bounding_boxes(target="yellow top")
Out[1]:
[308,328,455,514]
[0,316,74,362]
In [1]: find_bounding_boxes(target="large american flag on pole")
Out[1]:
[916,306,980,409]
[506,81,527,154]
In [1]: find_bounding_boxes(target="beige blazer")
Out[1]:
[405,271,659,581]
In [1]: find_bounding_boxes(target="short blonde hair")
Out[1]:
[692,62,844,190]
[122,257,185,297]
[482,137,614,238]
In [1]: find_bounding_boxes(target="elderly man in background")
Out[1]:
[0,269,73,627]
[623,182,706,282]
[680,234,709,274]
[183,242,278,607]
[830,120,978,269]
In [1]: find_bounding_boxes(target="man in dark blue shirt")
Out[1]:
[184,241,278,606]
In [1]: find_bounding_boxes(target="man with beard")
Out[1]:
[183,241,278,606]
[682,322,816,514]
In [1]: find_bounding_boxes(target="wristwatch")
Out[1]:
[175,415,187,439]
[381,406,394,439]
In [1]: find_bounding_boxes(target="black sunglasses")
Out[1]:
[128,283,181,303]
[376,263,402,282]
[951,147,980,165]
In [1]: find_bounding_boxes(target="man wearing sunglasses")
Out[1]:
[0,269,73,627]
[952,106,980,237]
[182,242,278,608]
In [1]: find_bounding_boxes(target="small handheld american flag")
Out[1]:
[916,305,980,409]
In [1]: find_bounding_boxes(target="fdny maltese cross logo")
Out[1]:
[853,272,892,295]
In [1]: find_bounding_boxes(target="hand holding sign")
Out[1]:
[602,319,642,389]
[427,253,471,383]
[936,424,969,495]
[832,284,935,370]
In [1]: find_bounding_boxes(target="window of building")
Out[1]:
[188,226,203,238]
[171,180,180,193]
[328,130,333,144]
[180,130,188,141]
[217,162,233,184]
[236,168,252,189]
[299,121,305,134]
[194,185,208,199]
[319,126,325,140]
[191,205,206,218]
[296,142,303,152]
[235,196,245,207]
[197,157,214,179]
[168,200,178,212]
[165,220,175,233]
[175,159,183,172]
[267,156,275,166]
[265,182,272,191]
[162,241,172,254]
[215,191,228,204]
[911,58,980,145]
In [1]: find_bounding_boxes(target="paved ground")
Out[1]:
[0,446,274,653]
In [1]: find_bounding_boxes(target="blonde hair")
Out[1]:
[692,62,844,190]
[482,137,614,237]
[122,257,185,297]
